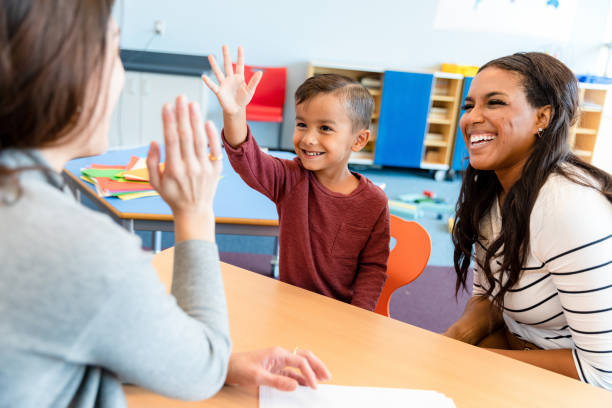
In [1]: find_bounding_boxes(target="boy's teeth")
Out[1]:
[304,150,324,156]
[470,134,497,144]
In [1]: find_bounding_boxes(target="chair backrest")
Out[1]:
[235,64,287,122]
[374,214,431,317]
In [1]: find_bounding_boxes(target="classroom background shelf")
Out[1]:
[422,73,463,170]
[570,83,609,164]
[306,64,465,172]
[374,70,464,175]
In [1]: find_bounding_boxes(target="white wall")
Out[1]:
[113,0,612,150]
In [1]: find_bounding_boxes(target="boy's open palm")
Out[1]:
[202,45,262,115]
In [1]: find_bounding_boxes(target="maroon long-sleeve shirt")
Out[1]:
[223,130,390,310]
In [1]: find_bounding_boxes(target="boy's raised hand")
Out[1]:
[202,45,262,116]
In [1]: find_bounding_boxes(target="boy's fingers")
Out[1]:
[208,54,225,83]
[222,45,233,77]
[201,74,219,94]
[146,141,161,191]
[189,102,206,160]
[246,70,263,96]
[236,46,244,78]
[162,104,180,172]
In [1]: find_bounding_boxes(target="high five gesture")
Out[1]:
[202,46,262,147]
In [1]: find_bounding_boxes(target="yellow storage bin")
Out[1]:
[441,63,458,73]
[441,63,479,77]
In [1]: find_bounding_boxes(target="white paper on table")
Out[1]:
[259,384,456,408]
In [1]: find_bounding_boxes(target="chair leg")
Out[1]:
[271,236,280,278]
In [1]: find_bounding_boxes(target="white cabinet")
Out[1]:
[108,71,141,147]
[108,71,208,147]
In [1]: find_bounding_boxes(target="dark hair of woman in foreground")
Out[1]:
[0,0,114,195]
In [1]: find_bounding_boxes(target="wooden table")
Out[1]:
[124,248,612,407]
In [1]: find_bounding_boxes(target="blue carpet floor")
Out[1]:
[355,165,461,267]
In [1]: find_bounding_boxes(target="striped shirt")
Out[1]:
[473,171,612,389]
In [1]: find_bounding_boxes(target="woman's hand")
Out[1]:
[146,95,222,242]
[442,326,468,341]
[202,45,262,116]
[226,347,332,391]
[442,296,503,345]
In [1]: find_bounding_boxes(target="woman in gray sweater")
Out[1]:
[0,1,329,407]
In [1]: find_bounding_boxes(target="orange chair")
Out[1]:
[374,214,431,317]
[236,64,287,146]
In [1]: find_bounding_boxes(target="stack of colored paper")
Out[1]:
[80,156,162,200]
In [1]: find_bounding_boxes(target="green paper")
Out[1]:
[81,169,124,179]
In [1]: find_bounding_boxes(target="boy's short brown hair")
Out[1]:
[295,74,374,131]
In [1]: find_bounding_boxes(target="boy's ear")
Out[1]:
[351,129,370,152]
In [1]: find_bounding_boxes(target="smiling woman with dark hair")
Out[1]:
[0,1,329,407]
[444,52,612,389]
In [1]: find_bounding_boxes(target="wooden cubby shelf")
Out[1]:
[431,95,456,102]
[424,139,449,147]
[570,83,608,164]
[427,117,452,125]
[574,127,597,135]
[306,64,468,175]
[421,72,463,169]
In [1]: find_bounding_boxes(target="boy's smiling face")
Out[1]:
[293,92,368,179]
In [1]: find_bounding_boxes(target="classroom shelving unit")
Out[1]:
[305,64,466,176]
[307,63,385,165]
[374,70,465,179]
[571,82,608,163]
[421,73,463,171]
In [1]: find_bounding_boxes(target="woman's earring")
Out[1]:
[537,127,543,138]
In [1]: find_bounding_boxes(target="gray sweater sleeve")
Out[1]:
[68,239,231,401]
[0,151,232,405]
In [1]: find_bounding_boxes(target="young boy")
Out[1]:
[203,46,390,311]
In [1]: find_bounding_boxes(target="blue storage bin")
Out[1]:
[577,75,612,84]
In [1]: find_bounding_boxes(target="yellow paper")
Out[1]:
[116,191,159,200]
[123,163,165,182]
[80,175,96,184]
[123,167,149,181]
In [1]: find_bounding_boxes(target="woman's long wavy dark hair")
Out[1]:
[0,0,114,197]
[453,52,612,309]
